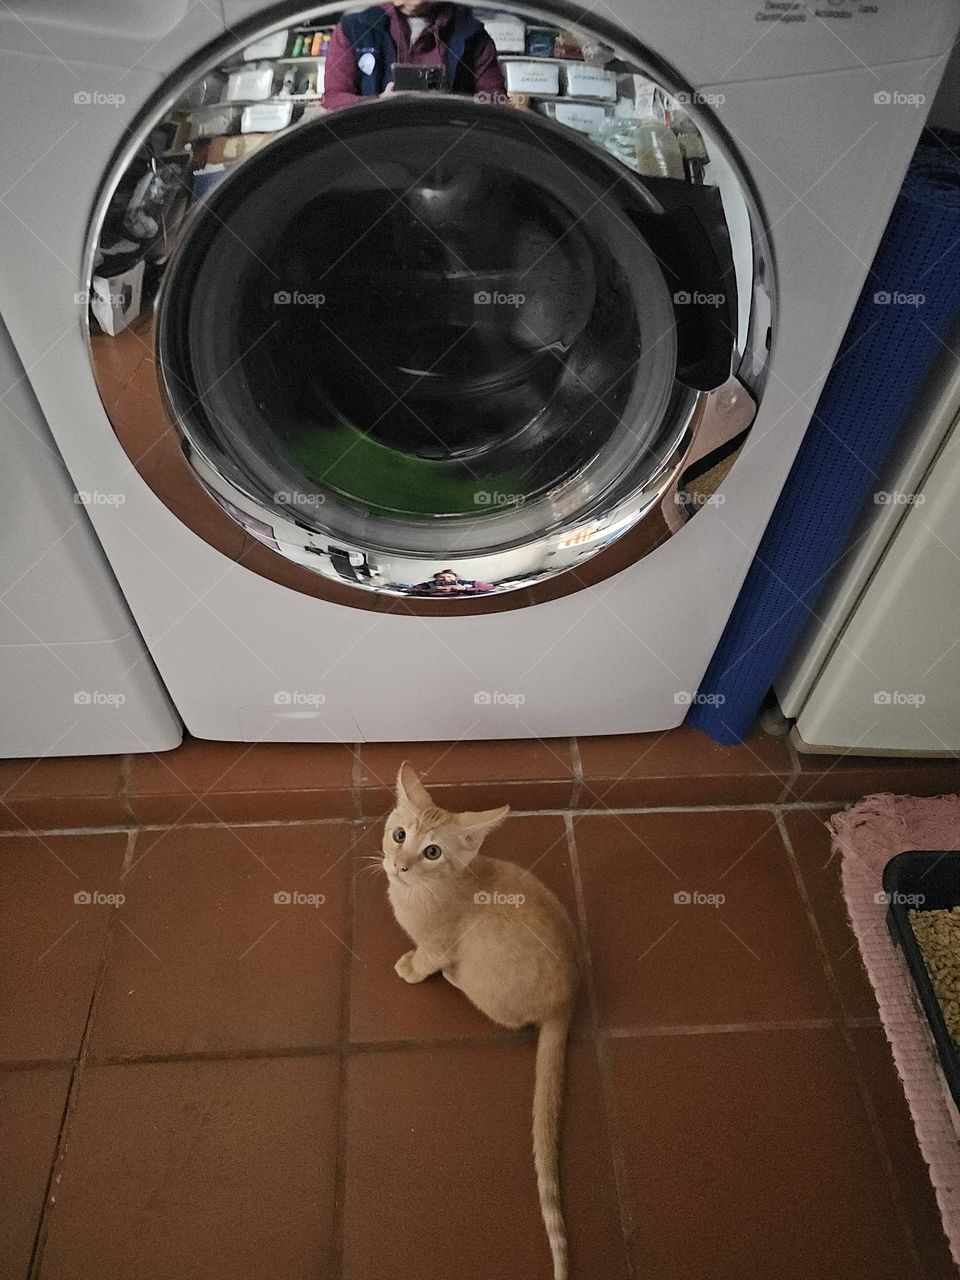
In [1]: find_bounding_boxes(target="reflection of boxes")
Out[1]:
[90,260,144,337]
[225,67,275,102]
[504,60,559,95]
[615,75,665,120]
[554,31,581,59]
[187,107,239,139]
[562,64,616,100]
[525,28,556,57]
[540,101,608,133]
[483,13,526,53]
[242,31,288,60]
[241,101,293,132]
[292,64,323,96]
[181,71,226,108]
[206,133,274,164]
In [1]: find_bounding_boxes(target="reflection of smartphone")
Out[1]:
[392,63,448,92]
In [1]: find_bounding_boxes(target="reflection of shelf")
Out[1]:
[274,55,326,64]
[526,93,615,106]
[199,96,323,109]
[497,54,587,64]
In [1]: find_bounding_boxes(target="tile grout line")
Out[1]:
[0,1058,78,1073]
[7,1015,883,1073]
[568,737,583,810]
[0,799,850,839]
[27,826,138,1280]
[774,811,924,1280]
[329,817,360,1280]
[119,827,138,877]
[82,1044,342,1068]
[785,733,802,779]
[564,812,639,1280]
[4,749,957,835]
[349,746,363,824]
[775,735,801,804]
[602,1018,840,1038]
[117,754,136,825]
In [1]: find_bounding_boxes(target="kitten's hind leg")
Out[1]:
[395,949,441,984]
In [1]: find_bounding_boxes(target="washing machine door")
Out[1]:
[89,51,763,613]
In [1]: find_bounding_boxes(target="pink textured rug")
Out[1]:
[831,792,960,1271]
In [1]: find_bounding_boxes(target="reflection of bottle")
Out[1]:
[292,34,304,57]
[631,120,684,179]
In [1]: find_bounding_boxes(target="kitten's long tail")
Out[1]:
[533,1009,571,1280]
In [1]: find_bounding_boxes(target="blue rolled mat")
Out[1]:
[689,128,960,744]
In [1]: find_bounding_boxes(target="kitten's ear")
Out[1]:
[396,761,432,810]
[456,804,510,847]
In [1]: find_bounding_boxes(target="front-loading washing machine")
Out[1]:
[0,0,954,743]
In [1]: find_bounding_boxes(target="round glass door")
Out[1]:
[86,4,769,608]
[160,98,680,562]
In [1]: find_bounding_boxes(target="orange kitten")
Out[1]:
[381,762,579,1280]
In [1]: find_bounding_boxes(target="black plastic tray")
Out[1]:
[884,849,960,1114]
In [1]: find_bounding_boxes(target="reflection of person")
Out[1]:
[323,2,506,110]
[410,569,493,596]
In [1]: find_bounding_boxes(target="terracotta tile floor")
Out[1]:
[1,730,957,1279]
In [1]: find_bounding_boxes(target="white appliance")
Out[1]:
[0,317,181,756]
[0,1,955,745]
[776,339,960,755]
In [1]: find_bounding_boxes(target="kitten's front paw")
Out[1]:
[395,949,425,983]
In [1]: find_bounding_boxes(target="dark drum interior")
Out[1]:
[159,100,683,523]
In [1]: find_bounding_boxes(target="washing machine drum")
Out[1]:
[155,97,744,600]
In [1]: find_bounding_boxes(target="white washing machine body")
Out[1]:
[0,0,954,743]
[0,312,182,756]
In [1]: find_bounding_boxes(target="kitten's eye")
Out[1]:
[423,844,442,861]
[393,828,406,844]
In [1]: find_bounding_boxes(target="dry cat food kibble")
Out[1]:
[909,906,960,1045]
